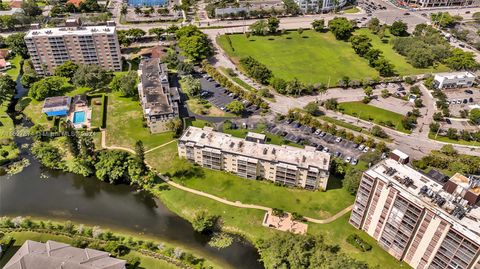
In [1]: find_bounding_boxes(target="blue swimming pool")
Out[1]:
[128,0,166,6]
[73,111,86,124]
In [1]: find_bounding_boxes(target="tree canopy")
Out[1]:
[110,71,138,97]
[176,26,212,62]
[54,61,79,80]
[226,100,245,115]
[73,64,113,90]
[311,19,325,32]
[328,17,354,41]
[29,76,72,100]
[389,20,408,36]
[179,75,201,96]
[444,48,478,71]
[6,33,29,58]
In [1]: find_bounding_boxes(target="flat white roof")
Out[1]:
[246,132,266,140]
[392,149,409,160]
[180,126,330,171]
[367,158,480,242]
[434,71,476,80]
[25,25,116,38]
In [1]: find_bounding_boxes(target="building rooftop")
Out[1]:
[367,158,480,242]
[25,25,116,38]
[138,58,179,116]
[42,96,71,109]
[3,240,126,269]
[180,126,330,171]
[434,71,476,80]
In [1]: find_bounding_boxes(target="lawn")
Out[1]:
[105,92,175,150]
[354,28,449,76]
[343,7,360,13]
[318,115,364,133]
[6,55,22,79]
[428,132,480,146]
[186,99,234,117]
[173,169,354,219]
[90,96,103,128]
[337,101,410,133]
[0,94,14,140]
[218,30,378,86]
[145,141,179,173]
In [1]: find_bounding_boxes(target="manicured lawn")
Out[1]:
[90,96,103,128]
[354,29,449,76]
[319,115,364,133]
[105,92,175,150]
[428,132,480,146]
[145,141,179,173]
[309,214,410,269]
[123,251,181,269]
[0,94,14,140]
[173,170,354,219]
[6,55,22,79]
[186,99,234,117]
[218,30,378,86]
[337,102,410,133]
[343,7,360,13]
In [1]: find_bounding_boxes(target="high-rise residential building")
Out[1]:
[138,58,180,133]
[24,19,122,76]
[178,126,331,190]
[350,150,480,269]
[294,0,347,13]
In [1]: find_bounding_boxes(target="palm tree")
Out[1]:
[134,6,142,15]
[120,4,128,16]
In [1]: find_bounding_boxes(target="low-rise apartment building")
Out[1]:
[24,19,122,76]
[433,71,476,89]
[178,126,331,190]
[138,58,180,133]
[350,151,480,269]
[294,0,347,13]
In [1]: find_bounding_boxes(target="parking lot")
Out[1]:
[442,88,480,116]
[195,73,260,115]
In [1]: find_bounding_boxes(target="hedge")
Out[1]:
[100,94,108,129]
[346,234,372,252]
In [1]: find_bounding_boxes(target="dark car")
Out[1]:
[404,12,410,15]
[446,118,452,124]
[465,90,473,94]
[469,97,474,103]
[463,99,468,104]
[316,145,324,151]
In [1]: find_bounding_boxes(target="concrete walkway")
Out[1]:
[145,139,178,154]
[99,129,353,225]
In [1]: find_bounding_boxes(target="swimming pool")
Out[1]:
[73,111,86,124]
[128,0,166,6]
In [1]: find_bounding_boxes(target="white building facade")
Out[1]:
[294,0,347,13]
[433,71,476,89]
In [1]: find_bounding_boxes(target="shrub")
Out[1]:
[346,234,372,252]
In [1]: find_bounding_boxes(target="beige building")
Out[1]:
[350,151,480,269]
[24,19,122,75]
[178,126,331,190]
[138,58,180,133]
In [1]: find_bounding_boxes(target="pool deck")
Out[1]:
[68,105,92,129]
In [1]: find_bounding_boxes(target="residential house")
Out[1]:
[42,96,71,117]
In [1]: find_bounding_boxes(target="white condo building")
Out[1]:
[178,126,331,190]
[294,0,347,13]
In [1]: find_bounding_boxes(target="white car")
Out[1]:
[363,146,369,153]
[220,106,225,111]
[322,147,330,153]
[314,130,321,135]
[350,158,358,165]
[335,137,342,143]
[358,145,365,151]
[345,156,351,163]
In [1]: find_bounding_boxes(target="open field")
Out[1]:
[337,101,409,133]
[218,29,448,86]
[90,96,103,128]
[6,55,22,79]
[0,94,14,140]
[218,30,377,85]
[186,99,234,117]
[354,29,449,76]
[173,170,354,219]
[105,93,175,150]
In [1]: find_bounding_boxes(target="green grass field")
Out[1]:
[105,92,175,150]
[90,96,103,128]
[354,29,449,75]
[337,102,409,133]
[6,55,22,79]
[218,30,378,85]
[218,29,448,86]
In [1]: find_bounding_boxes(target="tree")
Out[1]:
[440,144,457,156]
[349,35,372,56]
[381,89,390,98]
[0,75,16,102]
[192,211,217,234]
[367,18,381,34]
[363,86,373,97]
[414,98,423,108]
[324,98,338,110]
[282,0,300,15]
[134,140,146,170]
[304,101,320,115]
[444,48,478,71]
[470,108,480,124]
[73,64,113,90]
[239,56,272,84]
[328,17,354,41]
[249,19,268,36]
[177,61,194,75]
[95,150,130,184]
[390,20,408,36]
[54,61,79,80]
[371,126,388,138]
[447,128,458,140]
[431,12,462,28]
[162,49,179,69]
[178,34,212,62]
[21,0,42,16]
[148,28,165,40]
[120,4,128,15]
[126,28,146,41]
[29,76,72,100]
[166,118,183,137]
[374,58,395,76]
[31,141,63,169]
[311,19,325,32]
[179,75,201,96]
[6,33,29,58]
[226,100,245,115]
[20,61,40,88]
[429,122,440,133]
[110,71,138,98]
[267,17,280,34]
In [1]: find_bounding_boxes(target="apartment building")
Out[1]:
[405,0,479,8]
[434,71,476,89]
[350,151,480,269]
[138,58,180,133]
[294,0,347,13]
[24,19,122,76]
[178,126,331,190]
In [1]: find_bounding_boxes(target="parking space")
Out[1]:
[439,119,480,132]
[267,120,368,166]
[369,96,412,115]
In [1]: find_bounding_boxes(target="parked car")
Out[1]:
[363,146,369,153]
[404,12,410,15]
[334,151,341,158]
[463,99,468,104]
[319,132,327,137]
[446,118,452,124]
[314,129,321,135]
[358,145,365,151]
[352,143,359,149]
[322,147,330,153]
[465,90,473,94]
[469,97,474,103]
[335,137,342,143]
[350,158,358,165]
[345,156,351,163]
[316,145,324,151]
[220,106,225,110]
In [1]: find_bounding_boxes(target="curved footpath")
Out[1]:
[100,130,352,224]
